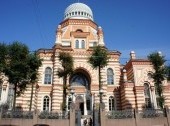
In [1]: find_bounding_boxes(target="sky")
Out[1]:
[0,0,170,64]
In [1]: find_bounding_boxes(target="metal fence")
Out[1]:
[2,110,33,119]
[1,109,69,119]
[106,109,134,119]
[106,109,166,119]
[38,111,69,119]
[138,109,165,118]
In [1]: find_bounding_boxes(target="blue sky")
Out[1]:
[0,0,170,64]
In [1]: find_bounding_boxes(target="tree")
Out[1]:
[0,43,8,85]
[27,52,42,111]
[167,66,170,81]
[57,52,74,111]
[88,46,109,103]
[148,52,167,109]
[1,41,42,110]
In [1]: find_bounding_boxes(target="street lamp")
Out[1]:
[70,87,75,102]
[99,89,104,103]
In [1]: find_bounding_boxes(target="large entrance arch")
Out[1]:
[67,68,93,116]
[70,68,91,90]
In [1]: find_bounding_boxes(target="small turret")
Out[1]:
[130,51,136,59]
[123,69,127,82]
[55,25,62,44]
[97,26,105,46]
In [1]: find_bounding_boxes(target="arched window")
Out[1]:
[109,96,115,111]
[44,67,52,84]
[144,83,152,108]
[43,96,50,111]
[68,97,72,110]
[75,40,79,48]
[81,40,85,49]
[93,42,97,47]
[70,73,89,88]
[147,72,152,80]
[107,68,114,85]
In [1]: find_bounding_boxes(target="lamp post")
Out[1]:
[99,89,104,103]
[70,87,75,103]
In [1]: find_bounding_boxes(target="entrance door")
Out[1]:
[80,102,84,115]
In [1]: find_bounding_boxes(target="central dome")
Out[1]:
[64,3,94,21]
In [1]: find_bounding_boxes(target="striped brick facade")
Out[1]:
[1,2,170,114]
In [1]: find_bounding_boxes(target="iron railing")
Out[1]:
[106,109,134,119]
[138,109,165,118]
[2,110,33,119]
[38,111,69,119]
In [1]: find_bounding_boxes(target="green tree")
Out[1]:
[167,66,170,81]
[57,52,74,111]
[1,41,42,110]
[27,52,42,111]
[148,52,167,109]
[88,46,109,103]
[0,43,8,85]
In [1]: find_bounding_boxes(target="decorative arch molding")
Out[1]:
[136,67,154,86]
[73,63,97,84]
[70,67,91,90]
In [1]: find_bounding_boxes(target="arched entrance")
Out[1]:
[76,95,84,115]
[68,68,92,116]
[70,68,91,90]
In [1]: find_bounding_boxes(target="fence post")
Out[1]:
[0,107,2,125]
[69,103,75,126]
[165,107,170,126]
[134,109,140,126]
[100,103,106,126]
[33,110,38,125]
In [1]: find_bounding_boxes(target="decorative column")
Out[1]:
[84,94,87,115]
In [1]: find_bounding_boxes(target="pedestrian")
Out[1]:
[89,117,92,126]
[84,118,87,126]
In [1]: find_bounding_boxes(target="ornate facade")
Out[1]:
[1,2,170,114]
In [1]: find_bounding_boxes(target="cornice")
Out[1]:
[59,19,98,29]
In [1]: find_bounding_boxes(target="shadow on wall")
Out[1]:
[113,88,133,110]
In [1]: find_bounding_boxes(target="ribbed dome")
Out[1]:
[64,3,93,21]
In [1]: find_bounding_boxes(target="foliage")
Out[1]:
[0,43,8,72]
[27,52,42,83]
[0,43,8,85]
[88,46,109,103]
[57,52,74,111]
[28,52,42,111]
[88,46,109,69]
[148,52,167,109]
[167,66,170,81]
[57,52,74,77]
[0,41,42,109]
